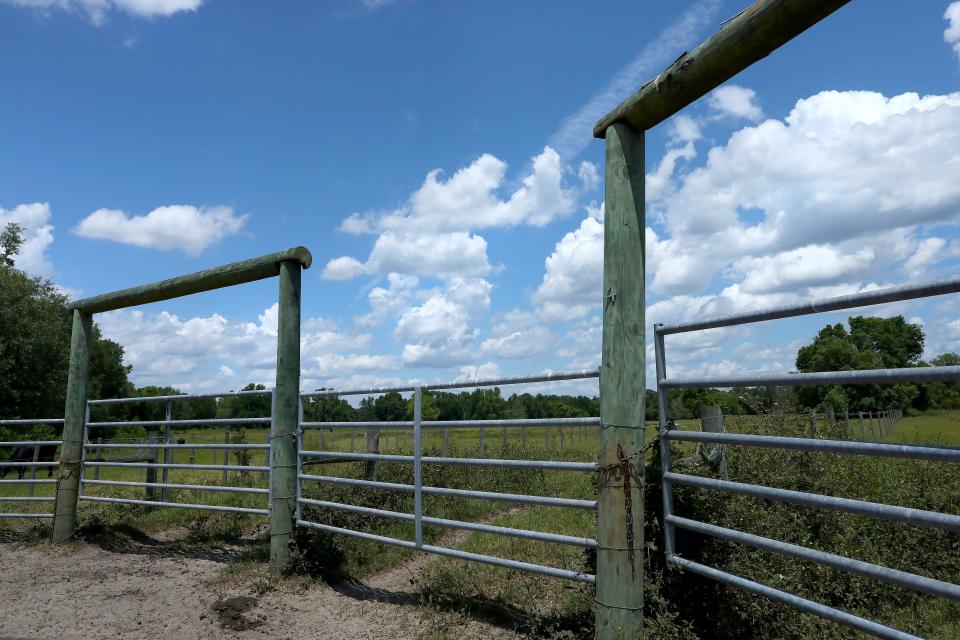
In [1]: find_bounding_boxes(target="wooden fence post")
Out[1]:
[269,259,302,575]
[596,121,645,638]
[28,446,39,497]
[223,431,230,483]
[161,401,172,502]
[145,430,159,500]
[365,426,380,479]
[52,310,92,543]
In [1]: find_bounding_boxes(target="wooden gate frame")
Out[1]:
[592,1,851,636]
[51,247,312,575]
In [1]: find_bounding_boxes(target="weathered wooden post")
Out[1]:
[145,430,159,500]
[365,425,380,480]
[28,446,39,497]
[223,431,230,483]
[269,258,302,575]
[52,310,93,543]
[161,400,172,502]
[595,121,646,638]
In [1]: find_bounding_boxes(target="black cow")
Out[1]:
[1,444,58,479]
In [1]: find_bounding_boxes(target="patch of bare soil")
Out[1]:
[0,531,519,640]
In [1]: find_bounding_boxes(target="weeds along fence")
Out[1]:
[654,278,960,640]
[296,369,600,583]
[0,419,64,519]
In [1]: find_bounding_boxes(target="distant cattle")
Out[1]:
[1,444,58,479]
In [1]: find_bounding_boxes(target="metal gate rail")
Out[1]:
[296,369,600,584]
[78,389,274,516]
[0,419,64,519]
[654,276,960,640]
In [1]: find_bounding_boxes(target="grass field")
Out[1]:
[2,411,959,638]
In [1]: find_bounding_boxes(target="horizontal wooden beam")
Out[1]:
[69,246,313,314]
[593,0,851,137]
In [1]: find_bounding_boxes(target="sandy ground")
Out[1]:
[0,530,518,640]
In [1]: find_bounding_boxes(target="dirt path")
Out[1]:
[0,532,518,640]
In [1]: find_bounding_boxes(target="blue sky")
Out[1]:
[2,0,960,396]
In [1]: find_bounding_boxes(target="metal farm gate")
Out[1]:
[78,389,274,517]
[0,419,63,521]
[295,371,601,583]
[654,278,960,640]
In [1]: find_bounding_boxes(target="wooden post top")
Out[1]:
[593,0,851,138]
[69,246,312,314]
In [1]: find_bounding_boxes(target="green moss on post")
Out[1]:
[270,259,302,574]
[596,122,646,639]
[52,309,93,543]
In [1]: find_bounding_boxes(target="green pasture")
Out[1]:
[2,412,959,638]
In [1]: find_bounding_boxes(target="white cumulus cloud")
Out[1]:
[708,85,764,121]
[1,0,203,23]
[946,2,960,61]
[73,204,247,256]
[0,202,55,277]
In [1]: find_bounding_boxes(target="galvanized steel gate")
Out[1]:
[0,419,63,520]
[78,389,274,516]
[654,277,960,640]
[294,370,601,583]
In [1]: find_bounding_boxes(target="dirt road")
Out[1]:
[0,533,518,640]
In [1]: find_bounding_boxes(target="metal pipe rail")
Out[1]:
[0,461,59,468]
[84,443,269,450]
[0,479,56,484]
[299,417,600,430]
[663,431,960,463]
[659,276,960,335]
[83,479,269,495]
[0,496,55,502]
[0,440,64,447]
[299,450,597,471]
[668,516,960,601]
[0,513,53,519]
[79,495,269,515]
[666,472,960,532]
[88,389,272,406]
[300,369,599,398]
[298,497,597,548]
[0,419,63,425]
[669,556,920,640]
[297,520,595,584]
[660,365,960,389]
[84,461,270,472]
[299,473,597,510]
[86,417,271,428]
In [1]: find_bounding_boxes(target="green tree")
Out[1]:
[795,315,923,411]
[1,222,24,267]
[0,254,131,429]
